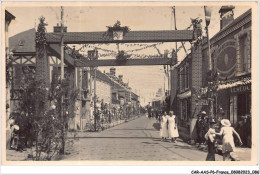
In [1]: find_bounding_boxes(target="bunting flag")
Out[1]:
[125,43,163,53]
[204,6,212,27]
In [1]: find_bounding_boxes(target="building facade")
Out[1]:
[173,7,252,140]
[204,7,251,126]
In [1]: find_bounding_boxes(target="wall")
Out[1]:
[96,79,112,104]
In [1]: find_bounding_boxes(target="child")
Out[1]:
[215,119,243,161]
[204,119,217,161]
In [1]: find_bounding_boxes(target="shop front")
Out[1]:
[230,83,251,147]
[177,90,191,128]
[217,81,251,147]
[229,84,251,125]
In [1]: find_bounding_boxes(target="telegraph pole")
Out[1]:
[61,6,64,80]
[94,67,97,131]
[60,6,65,154]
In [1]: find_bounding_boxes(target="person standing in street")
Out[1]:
[160,111,169,142]
[215,119,243,161]
[168,111,179,143]
[196,111,207,146]
[204,119,217,161]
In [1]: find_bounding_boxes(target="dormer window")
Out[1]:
[18,40,24,46]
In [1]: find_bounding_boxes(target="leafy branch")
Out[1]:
[105,21,131,38]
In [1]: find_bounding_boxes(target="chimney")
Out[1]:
[88,50,98,60]
[110,67,116,76]
[219,6,235,30]
[54,23,67,33]
[164,50,169,58]
[118,75,123,82]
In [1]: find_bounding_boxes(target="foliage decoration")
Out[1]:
[116,50,131,63]
[191,18,203,47]
[105,20,130,38]
[35,16,48,58]
[6,51,13,85]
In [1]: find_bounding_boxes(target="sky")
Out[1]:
[6,5,251,106]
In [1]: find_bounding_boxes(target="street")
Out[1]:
[63,116,222,161]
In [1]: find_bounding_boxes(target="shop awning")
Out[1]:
[177,90,191,99]
[217,78,251,91]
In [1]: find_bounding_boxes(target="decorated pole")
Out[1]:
[189,18,203,141]
[35,16,50,113]
[204,6,215,120]
[60,6,66,154]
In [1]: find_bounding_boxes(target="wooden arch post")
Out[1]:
[35,18,50,115]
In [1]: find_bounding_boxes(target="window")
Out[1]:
[239,34,248,73]
[180,101,183,120]
[179,68,184,92]
[180,100,190,122]
[185,64,189,89]
[82,71,88,89]
[237,92,251,120]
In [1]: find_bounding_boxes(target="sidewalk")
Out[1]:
[67,116,140,138]
[177,126,251,161]
[6,116,141,161]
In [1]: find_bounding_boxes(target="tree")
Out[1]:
[11,16,78,160]
[15,65,77,160]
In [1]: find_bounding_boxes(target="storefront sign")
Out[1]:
[231,84,251,93]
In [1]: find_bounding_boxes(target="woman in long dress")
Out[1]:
[168,111,179,143]
[215,119,243,161]
[160,111,169,141]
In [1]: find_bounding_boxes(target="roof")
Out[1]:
[9,28,36,53]
[131,92,139,100]
[5,10,15,21]
[90,69,113,84]
[46,30,194,44]
[176,53,191,69]
[49,44,75,66]
[9,29,74,66]
[211,9,251,42]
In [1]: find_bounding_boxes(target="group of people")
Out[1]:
[8,112,33,151]
[160,111,179,143]
[196,111,243,161]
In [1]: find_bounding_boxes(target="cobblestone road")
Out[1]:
[62,116,222,161]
